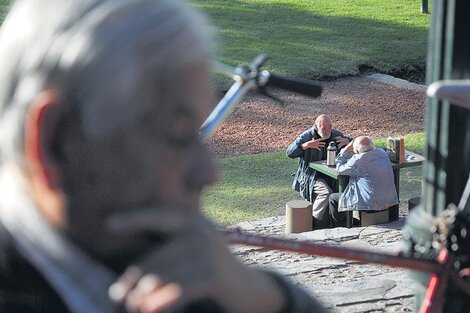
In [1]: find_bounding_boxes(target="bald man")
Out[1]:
[328,136,399,227]
[286,115,351,228]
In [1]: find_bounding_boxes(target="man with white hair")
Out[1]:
[287,114,351,228]
[0,0,327,312]
[328,136,399,227]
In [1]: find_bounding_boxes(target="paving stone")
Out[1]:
[340,239,375,250]
[230,206,420,312]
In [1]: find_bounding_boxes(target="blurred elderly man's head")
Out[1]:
[353,136,374,154]
[0,0,217,261]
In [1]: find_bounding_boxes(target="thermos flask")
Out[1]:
[326,142,337,167]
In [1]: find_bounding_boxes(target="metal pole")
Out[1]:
[225,230,441,273]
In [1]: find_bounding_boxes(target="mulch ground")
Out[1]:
[206,75,426,158]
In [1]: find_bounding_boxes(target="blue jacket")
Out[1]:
[286,128,350,202]
[335,147,398,211]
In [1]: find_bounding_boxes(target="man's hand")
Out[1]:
[335,136,350,149]
[301,138,325,151]
[341,139,355,154]
[106,209,284,313]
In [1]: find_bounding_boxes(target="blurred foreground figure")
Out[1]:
[0,0,326,312]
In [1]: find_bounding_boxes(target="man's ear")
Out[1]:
[24,90,63,190]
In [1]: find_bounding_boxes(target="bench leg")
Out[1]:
[346,211,353,228]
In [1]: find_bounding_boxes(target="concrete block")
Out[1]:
[408,197,421,211]
[285,200,312,233]
[353,209,389,226]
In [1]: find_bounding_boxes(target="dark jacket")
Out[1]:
[0,223,69,313]
[0,222,327,313]
[286,128,350,202]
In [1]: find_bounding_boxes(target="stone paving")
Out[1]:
[229,207,421,313]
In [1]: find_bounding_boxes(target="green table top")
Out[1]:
[308,150,425,175]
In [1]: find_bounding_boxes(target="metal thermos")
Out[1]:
[326,142,337,167]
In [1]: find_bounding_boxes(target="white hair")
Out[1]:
[353,136,374,153]
[0,0,213,164]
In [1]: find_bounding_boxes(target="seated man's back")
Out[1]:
[329,136,398,227]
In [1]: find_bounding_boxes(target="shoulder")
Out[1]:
[296,128,314,141]
[0,223,69,313]
[331,129,345,137]
[372,147,389,158]
[300,128,314,137]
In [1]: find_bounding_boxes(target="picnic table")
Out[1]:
[309,149,425,228]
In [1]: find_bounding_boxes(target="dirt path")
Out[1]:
[207,74,426,158]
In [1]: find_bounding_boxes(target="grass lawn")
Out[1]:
[193,0,431,79]
[203,132,425,225]
[195,1,430,225]
[0,1,11,22]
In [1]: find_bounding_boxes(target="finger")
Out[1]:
[109,266,143,304]
[139,283,182,313]
[126,275,164,312]
[130,267,214,313]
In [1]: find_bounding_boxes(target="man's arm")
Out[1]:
[332,129,352,149]
[107,209,328,313]
[335,140,361,176]
[286,129,325,158]
[286,130,311,158]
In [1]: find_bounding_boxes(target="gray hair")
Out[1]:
[353,136,374,153]
[0,0,212,164]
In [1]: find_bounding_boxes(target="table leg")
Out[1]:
[346,211,353,228]
[338,176,353,228]
[390,168,400,221]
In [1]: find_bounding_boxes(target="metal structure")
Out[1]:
[200,55,322,141]
[424,0,470,216]
[416,1,470,311]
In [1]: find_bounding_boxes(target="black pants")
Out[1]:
[328,192,347,227]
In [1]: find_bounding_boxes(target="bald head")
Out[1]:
[314,114,332,139]
[353,136,374,153]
